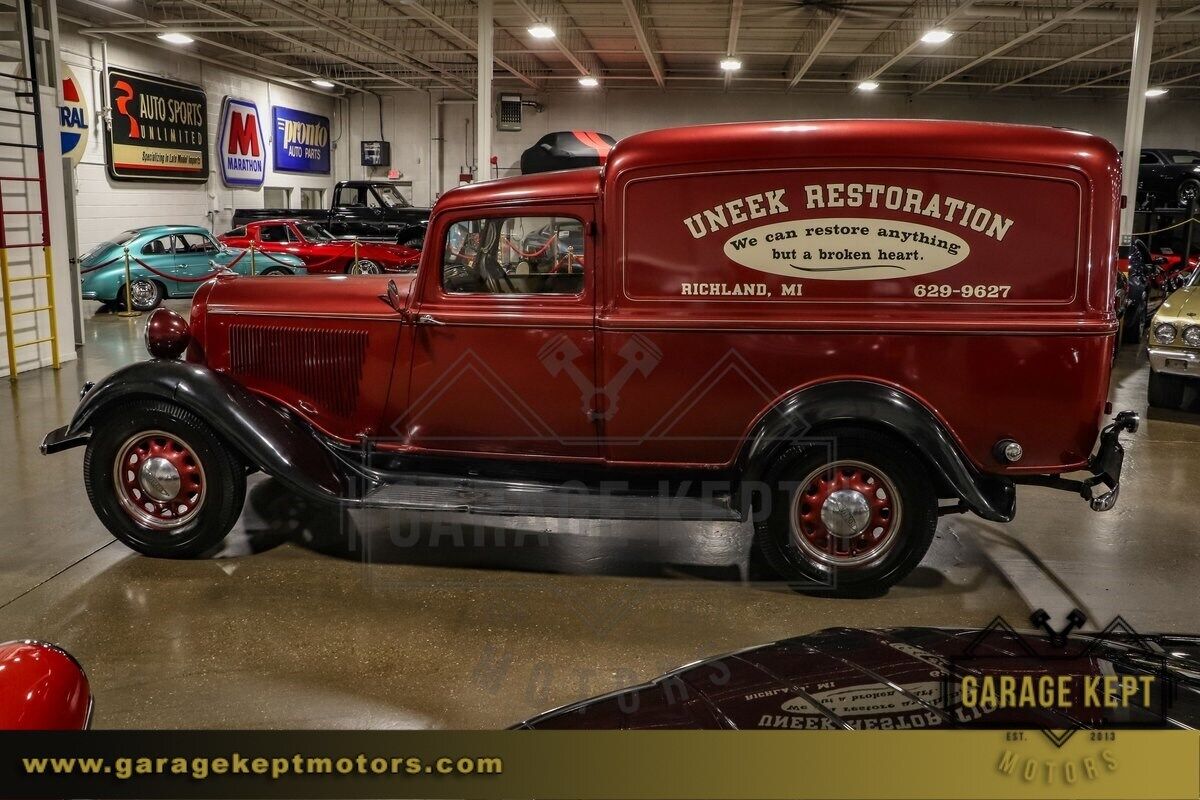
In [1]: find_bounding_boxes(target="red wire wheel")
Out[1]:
[790,459,903,568]
[112,430,206,530]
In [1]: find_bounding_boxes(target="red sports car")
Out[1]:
[219,219,420,275]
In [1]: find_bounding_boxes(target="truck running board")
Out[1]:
[360,475,742,521]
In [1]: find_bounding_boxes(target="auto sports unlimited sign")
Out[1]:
[105,68,208,182]
[272,105,330,174]
[217,97,265,188]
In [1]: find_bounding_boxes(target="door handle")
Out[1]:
[415,313,446,326]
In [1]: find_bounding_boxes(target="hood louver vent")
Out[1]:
[229,324,368,417]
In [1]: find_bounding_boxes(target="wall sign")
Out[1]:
[58,61,89,165]
[272,106,330,174]
[217,97,265,188]
[105,67,208,182]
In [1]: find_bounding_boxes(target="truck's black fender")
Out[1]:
[42,360,344,503]
[736,380,1016,523]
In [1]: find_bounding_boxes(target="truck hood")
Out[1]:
[201,273,416,317]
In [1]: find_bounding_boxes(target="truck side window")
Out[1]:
[335,186,364,207]
[442,215,585,296]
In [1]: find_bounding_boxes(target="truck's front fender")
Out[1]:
[41,360,344,503]
[737,380,1016,523]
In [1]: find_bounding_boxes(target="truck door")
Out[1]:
[330,184,370,237]
[400,205,599,460]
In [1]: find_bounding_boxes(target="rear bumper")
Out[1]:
[1016,410,1139,512]
[1148,346,1200,378]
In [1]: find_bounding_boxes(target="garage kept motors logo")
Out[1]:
[105,67,208,182]
[217,97,265,188]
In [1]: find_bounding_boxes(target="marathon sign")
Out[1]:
[217,97,265,188]
[105,67,208,182]
[272,105,330,174]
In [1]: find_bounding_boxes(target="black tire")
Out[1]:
[83,399,246,558]
[259,266,292,276]
[347,259,382,275]
[115,278,165,311]
[1121,304,1144,345]
[753,433,938,597]
[1148,370,1187,409]
[1177,180,1200,209]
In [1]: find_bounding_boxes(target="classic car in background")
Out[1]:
[520,130,616,174]
[1150,245,1199,292]
[513,625,1199,729]
[218,220,420,274]
[231,180,430,246]
[1137,148,1200,210]
[43,120,1136,598]
[1148,266,1200,409]
[0,640,92,730]
[79,225,307,311]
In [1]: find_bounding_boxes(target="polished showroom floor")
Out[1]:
[1,302,1197,728]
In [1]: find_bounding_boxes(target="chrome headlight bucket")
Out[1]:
[1183,325,1200,348]
[1154,322,1178,345]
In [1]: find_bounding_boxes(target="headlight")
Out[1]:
[1154,322,1178,345]
[1184,326,1200,347]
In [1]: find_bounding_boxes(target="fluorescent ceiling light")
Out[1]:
[156,32,194,45]
[578,76,599,88]
[857,80,880,91]
[719,57,742,71]
[311,78,336,88]
[528,23,555,39]
[920,29,953,44]
[1146,87,1169,97]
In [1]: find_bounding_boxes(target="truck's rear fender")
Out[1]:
[736,380,1016,523]
[53,360,345,503]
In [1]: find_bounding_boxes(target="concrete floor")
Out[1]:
[1,302,1196,728]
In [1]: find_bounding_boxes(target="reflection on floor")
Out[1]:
[0,301,1195,728]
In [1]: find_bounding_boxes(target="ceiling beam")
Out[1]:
[619,0,664,88]
[388,0,539,89]
[787,13,842,89]
[176,0,424,92]
[914,0,1106,94]
[1064,38,1200,92]
[847,0,978,84]
[723,0,743,89]
[991,2,1200,92]
[510,0,602,78]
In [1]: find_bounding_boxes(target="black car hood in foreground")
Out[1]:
[513,627,1200,730]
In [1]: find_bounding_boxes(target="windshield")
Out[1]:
[297,222,334,241]
[80,230,138,262]
[1165,151,1200,165]
[374,184,411,209]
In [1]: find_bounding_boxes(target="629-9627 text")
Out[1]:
[914,283,1012,299]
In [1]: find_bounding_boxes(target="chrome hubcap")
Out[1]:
[820,489,872,539]
[130,280,155,306]
[138,457,181,501]
[352,260,380,274]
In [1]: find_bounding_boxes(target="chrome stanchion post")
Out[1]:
[117,245,139,317]
[353,237,361,273]
[249,242,257,276]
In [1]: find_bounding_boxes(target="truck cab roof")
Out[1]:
[435,168,601,212]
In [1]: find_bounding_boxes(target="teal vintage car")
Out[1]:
[79,225,307,311]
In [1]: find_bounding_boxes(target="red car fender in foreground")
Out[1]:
[0,640,92,730]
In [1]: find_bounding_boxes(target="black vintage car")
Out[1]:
[1137,149,1200,210]
[514,624,1200,730]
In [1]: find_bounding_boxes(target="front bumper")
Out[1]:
[1018,410,1139,512]
[1148,346,1200,378]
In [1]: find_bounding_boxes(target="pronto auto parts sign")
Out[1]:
[272,105,330,174]
[58,61,89,165]
[217,97,265,188]
[105,68,208,182]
